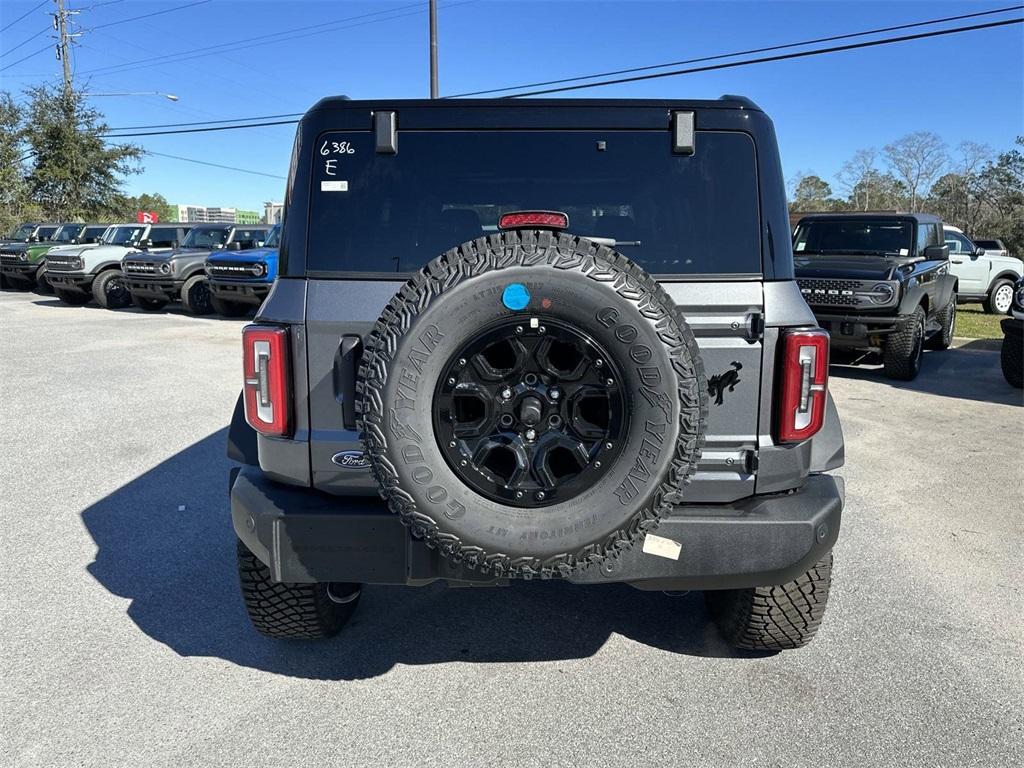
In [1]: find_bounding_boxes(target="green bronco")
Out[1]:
[0,223,109,294]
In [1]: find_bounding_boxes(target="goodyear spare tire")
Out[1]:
[357,230,707,578]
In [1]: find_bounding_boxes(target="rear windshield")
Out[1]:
[305,130,761,275]
[794,219,913,257]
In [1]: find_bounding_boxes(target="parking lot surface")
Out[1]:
[1,290,1021,767]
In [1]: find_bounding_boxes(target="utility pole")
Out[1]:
[53,0,75,99]
[429,0,438,98]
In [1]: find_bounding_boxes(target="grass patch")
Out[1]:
[956,303,1004,340]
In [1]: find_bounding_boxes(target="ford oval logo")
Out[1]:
[332,450,370,470]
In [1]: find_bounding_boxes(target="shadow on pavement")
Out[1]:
[829,346,1020,407]
[30,298,251,321]
[82,429,753,680]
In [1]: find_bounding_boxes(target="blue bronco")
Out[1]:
[206,224,280,316]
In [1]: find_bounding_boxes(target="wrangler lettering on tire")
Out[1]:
[357,230,707,578]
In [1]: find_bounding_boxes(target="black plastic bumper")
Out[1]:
[209,279,270,305]
[231,466,843,590]
[0,262,38,278]
[810,310,902,348]
[46,272,94,291]
[125,276,182,301]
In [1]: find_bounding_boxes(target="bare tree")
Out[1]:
[883,132,949,212]
[836,148,878,210]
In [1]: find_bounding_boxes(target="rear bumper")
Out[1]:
[209,278,271,305]
[46,272,94,291]
[125,276,182,301]
[231,465,843,590]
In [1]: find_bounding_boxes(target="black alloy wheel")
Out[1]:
[434,318,626,508]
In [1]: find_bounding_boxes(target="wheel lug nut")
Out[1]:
[549,388,560,400]
[538,326,546,334]
[449,441,456,448]
[460,459,468,467]
[605,378,613,386]
[458,358,466,366]
[500,387,513,400]
[515,326,523,334]
[516,491,524,499]
[594,461,602,468]
[447,377,456,385]
[525,428,537,441]
[605,442,613,449]
[595,359,603,367]
[536,491,546,501]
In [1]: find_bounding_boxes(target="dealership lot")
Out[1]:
[0,290,1020,767]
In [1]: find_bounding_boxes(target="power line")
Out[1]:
[87,0,211,31]
[77,1,432,77]
[503,17,1024,98]
[449,4,1024,98]
[108,112,305,132]
[0,26,48,59]
[0,0,47,34]
[104,119,300,138]
[0,42,52,73]
[142,150,286,180]
[100,15,1024,136]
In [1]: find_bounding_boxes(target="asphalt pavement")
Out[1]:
[1,290,1021,767]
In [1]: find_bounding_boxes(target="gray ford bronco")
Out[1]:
[228,97,845,651]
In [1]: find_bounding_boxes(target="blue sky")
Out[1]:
[2,0,1022,211]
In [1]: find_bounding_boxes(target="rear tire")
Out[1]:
[55,287,92,306]
[925,294,956,350]
[882,305,925,380]
[985,279,1014,314]
[181,273,213,315]
[211,296,251,317]
[1001,328,1023,388]
[706,552,833,651]
[237,539,361,639]
[132,295,168,311]
[92,269,132,309]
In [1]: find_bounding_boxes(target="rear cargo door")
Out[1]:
[304,128,764,502]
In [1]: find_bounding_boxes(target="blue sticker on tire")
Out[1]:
[502,283,530,311]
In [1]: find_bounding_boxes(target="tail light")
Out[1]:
[777,329,829,443]
[242,324,291,437]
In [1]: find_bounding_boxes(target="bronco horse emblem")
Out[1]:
[707,361,743,406]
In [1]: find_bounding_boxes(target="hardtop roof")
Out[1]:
[796,212,943,225]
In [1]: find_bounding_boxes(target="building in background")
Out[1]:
[174,204,238,223]
[263,201,284,225]
[236,210,261,225]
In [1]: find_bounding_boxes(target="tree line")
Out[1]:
[0,84,175,235]
[790,132,1024,257]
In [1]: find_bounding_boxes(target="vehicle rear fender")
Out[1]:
[227,392,258,465]
[991,268,1023,290]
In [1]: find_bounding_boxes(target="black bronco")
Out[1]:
[793,213,956,380]
[1000,276,1023,388]
[228,97,846,651]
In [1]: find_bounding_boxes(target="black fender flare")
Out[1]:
[932,273,958,309]
[227,392,258,465]
[988,271,1022,293]
[897,284,930,318]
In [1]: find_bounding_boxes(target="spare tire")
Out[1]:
[357,230,707,578]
